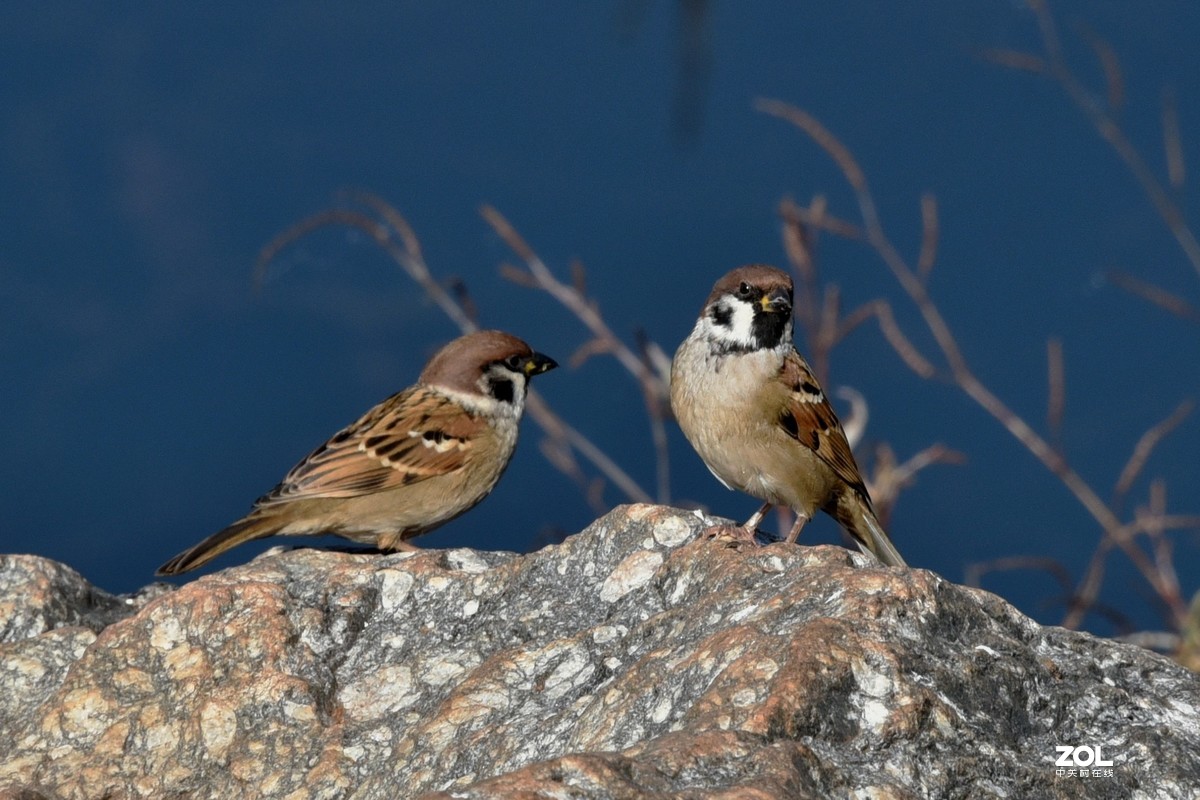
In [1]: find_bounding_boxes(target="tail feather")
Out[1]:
[156,513,283,576]
[857,509,907,568]
[837,495,908,568]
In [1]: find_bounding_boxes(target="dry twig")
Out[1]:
[1104,270,1200,325]
[758,96,1195,631]
[1046,337,1065,446]
[482,205,674,503]
[1023,0,1200,281]
[256,192,654,514]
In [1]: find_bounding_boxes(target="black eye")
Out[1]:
[504,355,523,371]
[736,281,752,298]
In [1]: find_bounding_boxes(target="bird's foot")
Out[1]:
[702,523,763,549]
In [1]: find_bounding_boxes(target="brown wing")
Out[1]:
[255,385,484,506]
[775,350,871,500]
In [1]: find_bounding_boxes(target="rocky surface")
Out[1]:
[1,505,1198,799]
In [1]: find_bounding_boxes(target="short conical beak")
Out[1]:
[525,352,558,375]
[761,287,792,314]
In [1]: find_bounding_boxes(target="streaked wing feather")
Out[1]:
[256,386,481,506]
[777,351,870,499]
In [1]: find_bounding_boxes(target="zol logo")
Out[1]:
[1055,745,1114,767]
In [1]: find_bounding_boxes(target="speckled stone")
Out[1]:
[1,505,1197,799]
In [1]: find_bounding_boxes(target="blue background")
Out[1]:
[4,2,1198,638]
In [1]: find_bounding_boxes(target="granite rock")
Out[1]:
[1,505,1197,799]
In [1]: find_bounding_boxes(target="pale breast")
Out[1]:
[671,338,838,514]
[672,340,779,488]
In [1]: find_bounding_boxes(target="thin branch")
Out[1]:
[636,328,673,503]
[835,387,867,450]
[917,193,939,283]
[255,209,386,287]
[345,191,479,333]
[258,193,655,513]
[965,556,1072,592]
[1046,337,1065,445]
[1105,270,1200,324]
[483,206,668,387]
[1114,400,1194,505]
[759,97,1192,630]
[1161,87,1185,190]
[868,441,966,527]
[568,336,614,369]
[1078,24,1125,112]
[482,204,670,503]
[527,392,652,505]
[779,196,823,334]
[976,48,1046,75]
[1025,0,1200,281]
[1140,480,1182,620]
[781,197,864,240]
[836,300,938,380]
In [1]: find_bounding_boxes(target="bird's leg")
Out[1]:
[741,501,772,534]
[702,502,771,547]
[783,511,811,544]
[375,531,423,552]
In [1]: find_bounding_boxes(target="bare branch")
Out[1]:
[526,392,652,505]
[499,262,539,288]
[635,328,673,503]
[917,193,939,282]
[348,190,424,261]
[1114,400,1194,504]
[755,99,873,216]
[759,97,1193,631]
[1140,480,1182,619]
[867,300,938,379]
[782,198,864,240]
[481,204,669,503]
[1105,270,1200,324]
[965,555,1073,592]
[1162,87,1186,190]
[780,196,819,292]
[835,386,868,450]
[1023,1,1200,281]
[1079,25,1125,111]
[481,205,667,387]
[869,442,966,526]
[254,202,479,334]
[1046,337,1065,445]
[780,200,821,339]
[259,194,656,515]
[976,48,1046,75]
[255,209,388,289]
[569,336,613,369]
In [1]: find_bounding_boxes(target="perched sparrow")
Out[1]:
[157,330,557,576]
[670,265,906,567]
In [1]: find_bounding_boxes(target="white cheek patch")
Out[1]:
[728,300,758,344]
[698,297,759,349]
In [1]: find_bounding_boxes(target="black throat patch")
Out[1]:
[488,377,515,404]
[750,306,789,349]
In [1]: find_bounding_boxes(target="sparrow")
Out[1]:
[156,330,557,576]
[670,265,907,567]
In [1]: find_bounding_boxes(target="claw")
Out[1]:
[702,523,763,549]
